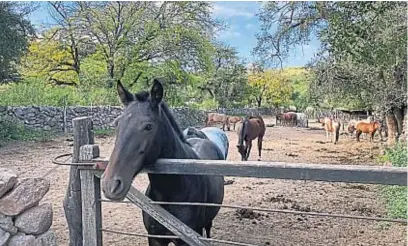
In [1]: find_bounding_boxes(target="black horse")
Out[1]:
[101,79,224,245]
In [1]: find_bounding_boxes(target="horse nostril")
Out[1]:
[111,177,124,195]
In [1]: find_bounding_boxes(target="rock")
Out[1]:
[0,169,18,198]
[0,213,17,235]
[7,233,37,246]
[0,178,50,216]
[0,228,10,246]
[35,230,57,246]
[15,204,53,235]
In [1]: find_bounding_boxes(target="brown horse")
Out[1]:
[205,113,229,131]
[355,121,382,142]
[227,116,242,131]
[236,116,266,161]
[275,113,284,126]
[322,117,341,144]
[283,112,297,126]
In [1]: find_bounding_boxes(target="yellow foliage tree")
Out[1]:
[248,69,293,107]
[20,29,79,86]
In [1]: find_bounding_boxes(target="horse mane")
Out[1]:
[159,101,188,143]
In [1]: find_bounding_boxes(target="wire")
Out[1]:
[100,199,407,224]
[101,228,261,246]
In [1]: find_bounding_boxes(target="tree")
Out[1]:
[248,69,293,107]
[0,2,35,82]
[76,1,218,88]
[196,43,249,108]
[254,1,407,144]
[20,29,79,86]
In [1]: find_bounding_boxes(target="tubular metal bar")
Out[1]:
[100,199,407,224]
[101,228,260,246]
[52,153,95,166]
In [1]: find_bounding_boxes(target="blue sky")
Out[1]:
[28,1,320,68]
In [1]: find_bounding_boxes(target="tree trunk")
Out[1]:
[256,97,262,108]
[393,107,404,137]
[107,59,115,88]
[386,111,398,145]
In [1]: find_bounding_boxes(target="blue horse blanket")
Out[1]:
[183,127,229,159]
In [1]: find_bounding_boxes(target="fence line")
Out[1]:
[59,116,408,246]
[99,199,407,224]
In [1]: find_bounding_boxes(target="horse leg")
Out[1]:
[246,141,252,161]
[257,137,263,161]
[149,238,168,246]
[205,221,212,238]
[356,130,361,142]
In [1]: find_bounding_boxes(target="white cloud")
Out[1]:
[217,29,241,39]
[245,23,256,30]
[212,3,257,18]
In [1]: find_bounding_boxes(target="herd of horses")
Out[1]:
[101,78,385,246]
[317,116,384,144]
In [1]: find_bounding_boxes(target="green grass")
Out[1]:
[378,143,407,219]
[0,116,55,146]
[94,128,116,137]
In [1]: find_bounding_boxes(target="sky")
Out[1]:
[28,1,320,68]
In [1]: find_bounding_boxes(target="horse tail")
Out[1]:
[238,118,248,146]
[334,122,341,143]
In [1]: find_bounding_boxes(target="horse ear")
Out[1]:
[150,78,163,106]
[117,80,135,106]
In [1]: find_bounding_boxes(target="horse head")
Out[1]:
[101,79,165,200]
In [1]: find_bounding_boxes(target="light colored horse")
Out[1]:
[227,116,242,131]
[322,117,341,144]
[183,127,229,159]
[205,113,230,131]
[295,113,308,128]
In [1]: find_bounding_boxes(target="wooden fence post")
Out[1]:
[80,170,102,246]
[64,116,94,246]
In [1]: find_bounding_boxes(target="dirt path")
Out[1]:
[0,117,405,246]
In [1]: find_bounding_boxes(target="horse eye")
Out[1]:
[144,124,153,131]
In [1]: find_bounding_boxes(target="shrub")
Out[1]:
[380,142,407,219]
[0,116,53,146]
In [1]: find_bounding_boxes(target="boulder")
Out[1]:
[35,230,57,246]
[0,169,18,198]
[0,213,17,235]
[0,228,10,246]
[7,233,36,246]
[0,178,50,216]
[15,204,53,235]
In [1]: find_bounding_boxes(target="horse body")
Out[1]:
[322,117,341,144]
[283,112,297,126]
[183,127,229,159]
[228,116,242,131]
[101,79,224,245]
[295,113,308,128]
[355,121,382,142]
[205,113,229,131]
[275,113,284,126]
[236,116,266,161]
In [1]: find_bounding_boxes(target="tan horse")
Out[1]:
[205,113,230,131]
[355,121,382,142]
[236,116,266,161]
[322,117,341,144]
[227,116,242,131]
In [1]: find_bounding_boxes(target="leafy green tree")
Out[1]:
[0,2,35,82]
[254,1,407,144]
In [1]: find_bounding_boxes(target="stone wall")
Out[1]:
[0,168,56,246]
[0,106,277,133]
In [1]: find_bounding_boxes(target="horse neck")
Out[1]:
[148,106,198,194]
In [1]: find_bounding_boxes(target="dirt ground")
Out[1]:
[0,117,406,246]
